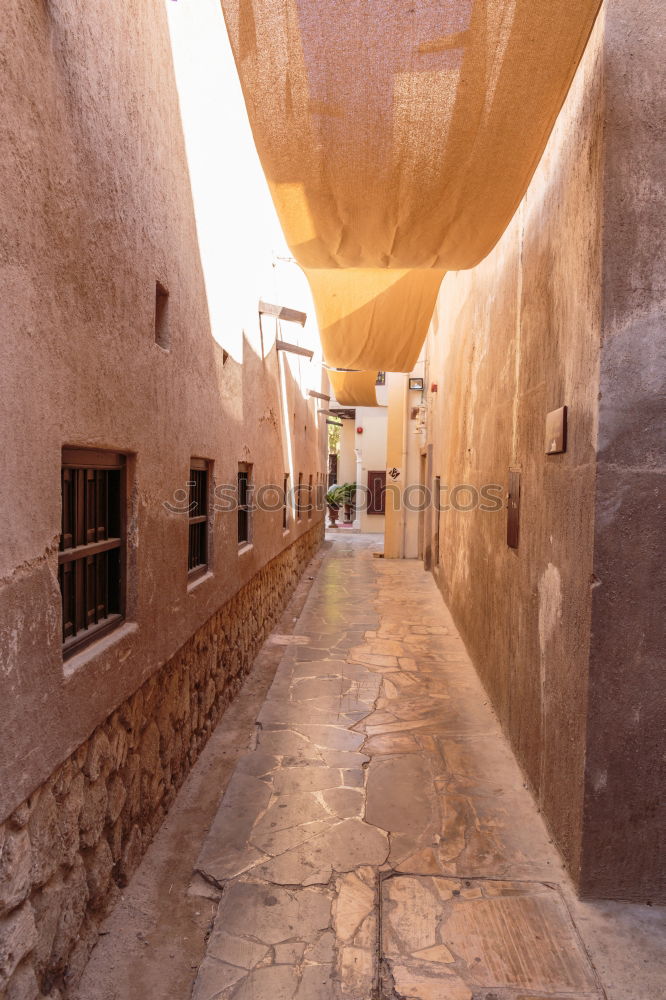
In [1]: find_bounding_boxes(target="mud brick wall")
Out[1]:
[0,523,322,999]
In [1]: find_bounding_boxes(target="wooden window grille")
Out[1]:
[283,474,289,530]
[188,459,208,577]
[308,474,313,519]
[59,449,125,659]
[367,470,387,515]
[296,472,303,520]
[238,463,251,544]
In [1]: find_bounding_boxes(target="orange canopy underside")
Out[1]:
[222,0,602,402]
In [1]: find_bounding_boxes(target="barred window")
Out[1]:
[308,474,313,519]
[296,472,303,520]
[59,449,125,659]
[283,473,290,530]
[188,460,209,577]
[238,463,252,544]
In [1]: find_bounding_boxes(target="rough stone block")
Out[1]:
[50,760,77,803]
[141,766,165,812]
[107,818,123,863]
[0,902,37,989]
[28,789,61,888]
[30,875,63,975]
[4,959,39,1000]
[62,916,98,993]
[118,825,142,886]
[58,774,84,867]
[122,754,141,818]
[0,829,31,916]
[108,725,129,771]
[140,722,160,776]
[106,775,126,825]
[7,804,31,832]
[51,858,88,968]
[78,780,108,849]
[83,732,112,783]
[82,839,113,910]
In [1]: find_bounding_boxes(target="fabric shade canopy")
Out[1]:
[308,269,445,373]
[327,369,378,408]
[223,0,602,378]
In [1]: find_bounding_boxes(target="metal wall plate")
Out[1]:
[545,405,568,454]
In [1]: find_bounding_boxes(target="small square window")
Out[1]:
[238,463,252,544]
[188,459,208,577]
[155,281,170,350]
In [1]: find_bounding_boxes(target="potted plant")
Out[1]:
[326,485,342,527]
[338,481,357,523]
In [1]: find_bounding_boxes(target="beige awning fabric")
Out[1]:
[307,269,445,373]
[327,369,378,408]
[223,0,602,376]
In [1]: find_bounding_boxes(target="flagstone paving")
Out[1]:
[190,534,663,999]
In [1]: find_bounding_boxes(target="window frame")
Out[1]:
[238,462,252,545]
[296,472,303,521]
[188,458,209,581]
[59,448,126,660]
[283,473,290,531]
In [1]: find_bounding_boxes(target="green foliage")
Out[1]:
[325,484,343,509]
[336,482,356,504]
[327,421,341,455]
[326,482,356,509]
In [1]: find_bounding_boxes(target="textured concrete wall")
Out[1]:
[424,2,665,902]
[0,524,322,998]
[357,407,388,535]
[424,17,604,884]
[580,0,666,901]
[0,0,325,824]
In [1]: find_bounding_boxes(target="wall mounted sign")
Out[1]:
[388,467,401,481]
[545,405,568,454]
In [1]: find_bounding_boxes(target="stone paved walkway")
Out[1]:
[190,534,666,1000]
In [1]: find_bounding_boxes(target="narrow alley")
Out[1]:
[79,535,666,1000]
[2,2,665,998]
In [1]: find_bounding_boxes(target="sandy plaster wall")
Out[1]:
[0,0,326,820]
[424,13,604,886]
[579,0,666,902]
[425,1,665,902]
